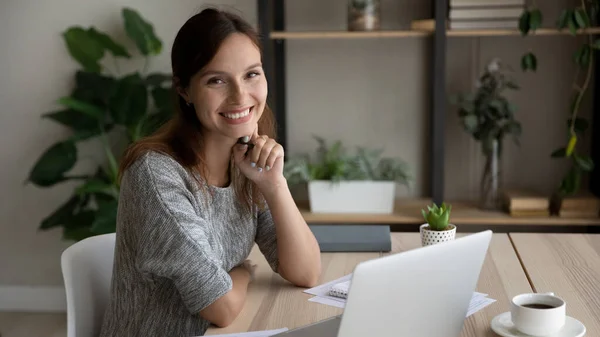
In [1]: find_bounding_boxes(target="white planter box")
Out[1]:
[308,180,396,214]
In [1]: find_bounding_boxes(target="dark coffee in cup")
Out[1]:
[522,303,557,309]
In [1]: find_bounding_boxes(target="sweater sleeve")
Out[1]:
[119,152,233,315]
[255,203,279,273]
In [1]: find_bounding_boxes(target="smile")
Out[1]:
[220,106,252,120]
[219,106,254,125]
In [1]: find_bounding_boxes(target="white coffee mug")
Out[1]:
[510,292,566,336]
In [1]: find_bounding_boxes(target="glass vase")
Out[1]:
[348,0,381,31]
[480,139,503,210]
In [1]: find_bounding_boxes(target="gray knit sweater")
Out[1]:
[98,151,279,337]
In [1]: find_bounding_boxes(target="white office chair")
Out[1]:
[61,233,116,337]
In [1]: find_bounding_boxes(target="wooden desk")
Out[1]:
[510,233,600,337]
[206,233,531,336]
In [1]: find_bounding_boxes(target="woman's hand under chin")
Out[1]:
[232,128,287,195]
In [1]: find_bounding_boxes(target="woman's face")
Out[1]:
[181,33,268,142]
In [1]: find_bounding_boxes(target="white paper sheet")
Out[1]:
[205,328,289,337]
[305,275,496,317]
[303,274,353,297]
[308,296,346,308]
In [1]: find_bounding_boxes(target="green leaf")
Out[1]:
[95,192,117,209]
[28,141,77,187]
[557,9,571,29]
[39,195,82,230]
[109,73,148,127]
[76,178,114,195]
[62,27,104,72]
[559,167,581,196]
[521,52,537,71]
[575,154,594,171]
[506,81,520,90]
[593,39,600,50]
[43,109,97,131]
[503,121,522,136]
[551,148,566,158]
[139,110,172,137]
[63,227,95,241]
[104,146,119,184]
[72,70,116,107]
[91,200,118,234]
[57,97,105,120]
[462,115,479,133]
[568,15,578,35]
[86,27,131,58]
[529,9,543,31]
[573,44,591,68]
[568,118,589,135]
[519,10,530,35]
[151,86,174,111]
[574,8,590,29]
[145,73,172,87]
[122,8,162,56]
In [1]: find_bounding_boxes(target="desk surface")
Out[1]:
[510,233,600,337]
[206,233,533,336]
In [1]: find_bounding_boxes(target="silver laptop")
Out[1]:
[273,230,493,337]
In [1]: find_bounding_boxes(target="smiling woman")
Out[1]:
[98,7,322,337]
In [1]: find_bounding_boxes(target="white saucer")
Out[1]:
[491,312,586,337]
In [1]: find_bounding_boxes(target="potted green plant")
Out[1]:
[283,135,411,214]
[420,202,455,246]
[449,58,522,210]
[24,8,173,241]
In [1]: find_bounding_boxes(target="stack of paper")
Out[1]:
[304,274,496,317]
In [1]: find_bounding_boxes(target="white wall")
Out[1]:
[0,0,594,305]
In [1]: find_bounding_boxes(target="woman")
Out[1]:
[99,8,321,337]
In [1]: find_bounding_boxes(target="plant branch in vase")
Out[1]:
[450,58,522,210]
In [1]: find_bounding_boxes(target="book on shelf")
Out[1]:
[410,18,519,31]
[450,0,525,8]
[558,192,600,218]
[449,20,518,30]
[448,0,524,30]
[502,189,550,217]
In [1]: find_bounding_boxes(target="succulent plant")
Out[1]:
[421,202,452,231]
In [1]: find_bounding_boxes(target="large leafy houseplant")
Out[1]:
[518,3,596,204]
[449,58,522,209]
[283,135,411,187]
[25,8,174,241]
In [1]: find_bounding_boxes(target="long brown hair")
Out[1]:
[119,7,276,212]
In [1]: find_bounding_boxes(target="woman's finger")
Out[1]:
[257,139,278,169]
[265,144,284,170]
[249,136,267,168]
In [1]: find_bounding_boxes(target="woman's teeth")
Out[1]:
[222,108,250,119]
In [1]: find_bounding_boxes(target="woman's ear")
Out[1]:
[173,76,191,104]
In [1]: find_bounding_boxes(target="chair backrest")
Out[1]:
[61,233,116,337]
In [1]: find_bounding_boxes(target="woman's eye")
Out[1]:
[208,77,224,85]
[247,71,260,79]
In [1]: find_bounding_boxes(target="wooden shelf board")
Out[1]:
[447,27,600,37]
[270,30,430,39]
[270,27,600,39]
[297,198,600,226]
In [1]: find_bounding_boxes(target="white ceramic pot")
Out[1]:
[420,223,457,246]
[308,180,396,214]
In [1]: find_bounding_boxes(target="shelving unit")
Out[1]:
[256,1,600,232]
